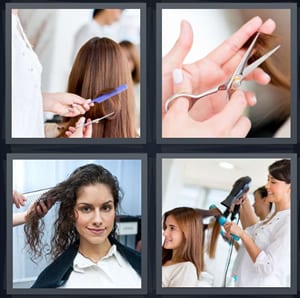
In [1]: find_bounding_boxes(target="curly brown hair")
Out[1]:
[24,163,123,260]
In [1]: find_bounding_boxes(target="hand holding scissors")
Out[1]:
[163,76,252,137]
[165,32,280,112]
[162,17,277,120]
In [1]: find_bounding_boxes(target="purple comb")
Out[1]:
[91,84,128,104]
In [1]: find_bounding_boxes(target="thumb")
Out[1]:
[76,116,86,127]
[83,118,93,138]
[167,68,192,114]
[164,20,193,67]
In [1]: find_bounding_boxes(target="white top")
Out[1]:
[60,245,141,288]
[162,261,213,287]
[231,209,291,287]
[11,14,45,138]
[72,20,120,61]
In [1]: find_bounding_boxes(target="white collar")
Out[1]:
[73,245,124,272]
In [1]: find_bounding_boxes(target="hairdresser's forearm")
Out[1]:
[239,198,258,229]
[13,212,27,226]
[240,230,261,262]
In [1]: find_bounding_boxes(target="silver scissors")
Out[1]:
[75,112,115,129]
[165,32,280,112]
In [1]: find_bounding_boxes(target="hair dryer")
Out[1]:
[221,176,251,218]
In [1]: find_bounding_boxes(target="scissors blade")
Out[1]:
[241,45,280,79]
[226,32,260,89]
[75,112,115,129]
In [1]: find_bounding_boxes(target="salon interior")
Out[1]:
[162,157,280,286]
[17,9,141,132]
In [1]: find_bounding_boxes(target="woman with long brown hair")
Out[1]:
[24,164,141,288]
[59,37,137,138]
[162,207,221,287]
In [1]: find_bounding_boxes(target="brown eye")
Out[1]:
[79,206,91,213]
[102,204,113,212]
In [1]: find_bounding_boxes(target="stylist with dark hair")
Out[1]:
[224,159,291,287]
[73,9,123,59]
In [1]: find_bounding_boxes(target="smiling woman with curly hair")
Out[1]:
[24,163,141,288]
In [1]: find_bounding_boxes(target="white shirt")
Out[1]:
[11,14,45,138]
[72,20,120,61]
[60,245,141,288]
[232,209,291,287]
[162,262,213,287]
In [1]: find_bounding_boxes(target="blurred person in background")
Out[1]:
[120,40,141,132]
[73,9,123,59]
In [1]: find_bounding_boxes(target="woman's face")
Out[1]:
[253,192,268,220]
[265,175,290,203]
[74,183,115,249]
[163,215,184,251]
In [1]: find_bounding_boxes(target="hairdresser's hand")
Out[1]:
[163,69,253,137]
[13,190,26,208]
[224,222,244,238]
[42,92,94,117]
[35,199,54,217]
[235,194,248,205]
[221,230,234,244]
[162,17,276,119]
[65,117,92,138]
[26,197,56,219]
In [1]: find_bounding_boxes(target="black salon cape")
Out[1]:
[31,237,141,288]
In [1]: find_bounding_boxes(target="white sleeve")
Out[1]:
[72,25,89,60]
[72,24,95,61]
[168,262,198,287]
[254,217,290,275]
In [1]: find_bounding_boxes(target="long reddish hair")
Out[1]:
[59,37,136,138]
[245,33,290,121]
[162,207,221,279]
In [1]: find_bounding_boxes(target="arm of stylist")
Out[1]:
[223,221,261,262]
[43,94,94,138]
[42,93,94,117]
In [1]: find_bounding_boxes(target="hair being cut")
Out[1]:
[58,37,136,138]
[24,163,123,260]
[244,32,290,122]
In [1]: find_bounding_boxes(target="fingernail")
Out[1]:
[172,68,183,84]
[86,99,92,104]
[251,94,257,105]
[265,18,275,27]
[263,73,271,83]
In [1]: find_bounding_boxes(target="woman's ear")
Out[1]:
[74,207,79,219]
